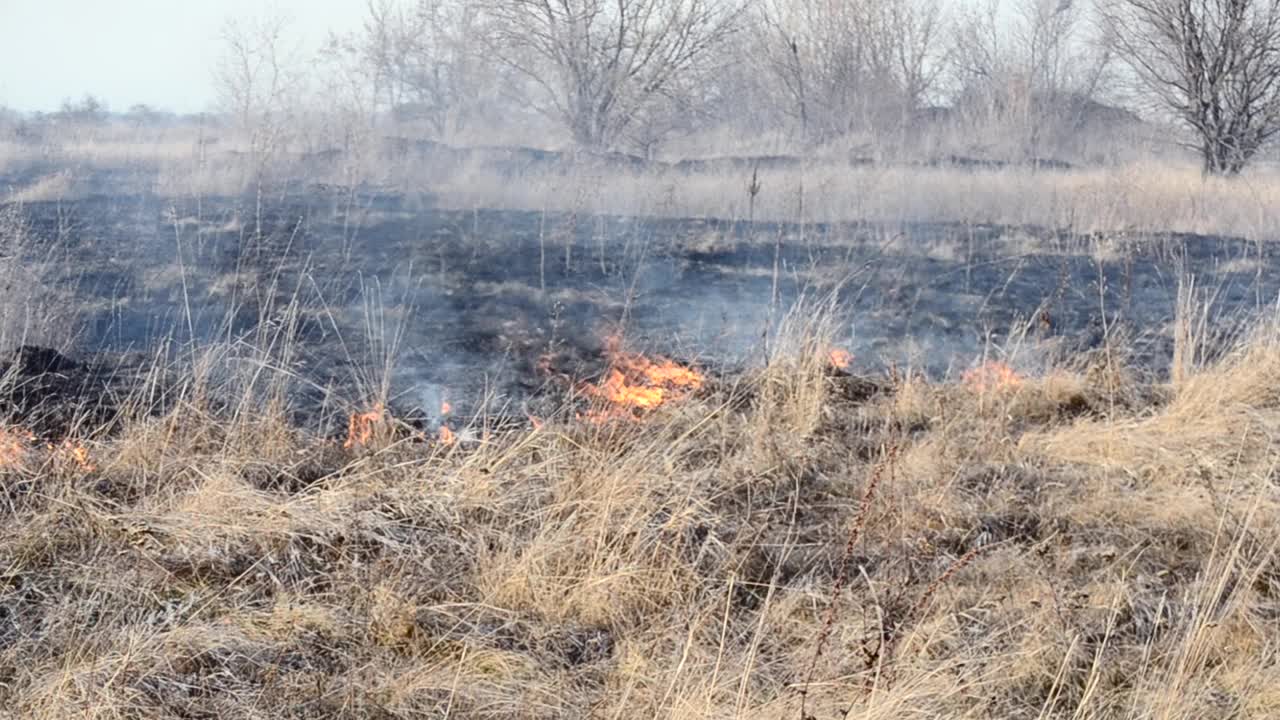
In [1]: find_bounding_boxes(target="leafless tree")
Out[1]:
[56,94,110,125]
[126,104,164,127]
[214,13,305,169]
[752,0,944,142]
[948,0,1111,157]
[214,12,310,240]
[325,0,490,140]
[1102,0,1280,174]
[480,0,748,150]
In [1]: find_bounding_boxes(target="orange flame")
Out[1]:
[593,369,667,409]
[440,400,452,416]
[582,336,704,421]
[0,426,34,468]
[827,348,854,370]
[438,425,456,446]
[344,403,386,449]
[55,439,96,472]
[963,361,1023,393]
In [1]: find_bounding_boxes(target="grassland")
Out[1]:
[0,130,1278,718]
[0,301,1274,718]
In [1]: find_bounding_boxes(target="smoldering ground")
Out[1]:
[5,170,1274,433]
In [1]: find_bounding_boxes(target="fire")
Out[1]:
[344,403,386,449]
[593,369,667,409]
[827,348,854,370]
[582,336,705,420]
[56,439,96,472]
[438,425,456,446]
[963,361,1023,393]
[440,400,452,416]
[0,426,34,467]
[0,428,98,472]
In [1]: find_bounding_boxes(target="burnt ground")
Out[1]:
[4,154,1279,718]
[4,183,1278,432]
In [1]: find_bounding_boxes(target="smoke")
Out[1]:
[4,139,1280,432]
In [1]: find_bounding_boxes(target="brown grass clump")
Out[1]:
[0,325,1277,719]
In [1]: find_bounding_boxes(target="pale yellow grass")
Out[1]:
[0,277,1277,718]
[8,131,1280,244]
[427,159,1280,242]
[6,120,1279,717]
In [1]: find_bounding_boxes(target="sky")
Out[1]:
[0,0,368,114]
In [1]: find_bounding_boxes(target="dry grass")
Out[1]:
[0,308,1275,719]
[424,159,1280,242]
[7,127,1280,243]
[0,208,78,351]
[1,126,1277,717]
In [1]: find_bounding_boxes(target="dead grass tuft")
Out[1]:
[0,316,1277,718]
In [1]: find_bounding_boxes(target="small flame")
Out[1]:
[438,425,456,446]
[582,336,704,421]
[58,439,96,472]
[0,426,34,468]
[440,400,452,416]
[593,369,668,409]
[344,403,386,449]
[827,348,854,370]
[963,361,1023,393]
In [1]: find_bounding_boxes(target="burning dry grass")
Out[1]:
[0,327,1277,718]
[578,335,706,422]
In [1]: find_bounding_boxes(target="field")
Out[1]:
[0,143,1277,718]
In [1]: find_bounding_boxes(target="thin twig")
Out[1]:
[798,444,896,719]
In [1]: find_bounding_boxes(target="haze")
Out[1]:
[0,0,365,113]
[2,0,1280,716]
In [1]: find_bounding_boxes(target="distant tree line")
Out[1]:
[13,0,1274,175]
[313,0,1239,165]
[0,95,185,128]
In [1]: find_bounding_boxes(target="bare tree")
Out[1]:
[481,0,747,150]
[753,0,944,142]
[948,0,1111,158]
[214,13,305,170]
[1102,0,1280,174]
[325,0,490,140]
[56,94,110,125]
[214,12,309,240]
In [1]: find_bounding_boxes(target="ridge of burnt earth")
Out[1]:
[295,138,1078,176]
[5,190,1277,422]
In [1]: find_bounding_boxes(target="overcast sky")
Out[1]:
[0,0,368,113]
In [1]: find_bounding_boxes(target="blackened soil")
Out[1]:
[5,186,1278,425]
[0,346,156,439]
